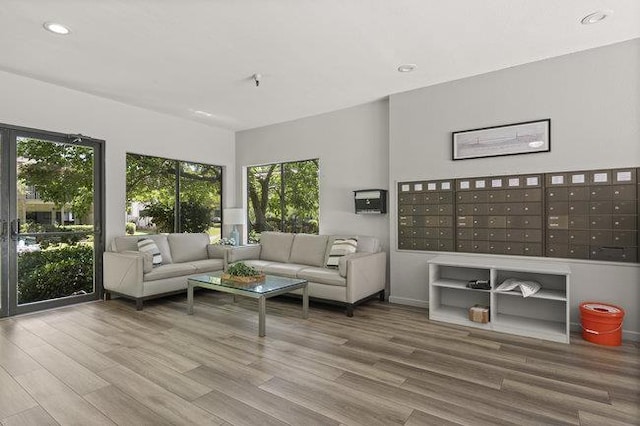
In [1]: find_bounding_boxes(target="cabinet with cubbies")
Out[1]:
[428,255,570,343]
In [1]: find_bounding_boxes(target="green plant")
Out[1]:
[18,244,94,304]
[226,262,259,277]
[144,200,212,233]
[125,222,136,235]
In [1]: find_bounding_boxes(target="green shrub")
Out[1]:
[18,245,94,304]
[125,222,136,235]
[144,200,212,233]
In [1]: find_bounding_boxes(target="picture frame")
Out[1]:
[452,119,550,161]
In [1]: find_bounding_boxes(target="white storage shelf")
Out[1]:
[428,255,571,343]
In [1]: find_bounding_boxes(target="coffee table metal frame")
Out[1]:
[187,272,309,337]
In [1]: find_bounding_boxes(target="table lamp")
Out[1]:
[223,208,244,246]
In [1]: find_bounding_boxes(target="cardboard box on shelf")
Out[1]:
[468,304,490,323]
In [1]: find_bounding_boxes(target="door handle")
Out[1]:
[10,219,19,240]
[0,219,6,241]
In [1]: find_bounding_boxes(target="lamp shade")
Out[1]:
[223,208,245,225]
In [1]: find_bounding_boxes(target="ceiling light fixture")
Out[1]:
[397,64,417,73]
[43,22,71,35]
[193,110,213,117]
[581,10,612,25]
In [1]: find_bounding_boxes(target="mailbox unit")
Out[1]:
[398,166,639,263]
[354,189,387,214]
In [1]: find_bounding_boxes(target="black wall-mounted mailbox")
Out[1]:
[354,189,387,214]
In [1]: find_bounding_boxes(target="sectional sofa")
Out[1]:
[226,232,386,316]
[103,231,386,315]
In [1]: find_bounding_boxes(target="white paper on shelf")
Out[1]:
[427,183,437,190]
[401,184,410,191]
[572,174,585,184]
[475,180,486,188]
[526,177,539,186]
[460,181,470,189]
[414,183,423,191]
[441,182,451,190]
[508,178,520,187]
[496,278,541,298]
[492,179,502,188]
[551,175,564,184]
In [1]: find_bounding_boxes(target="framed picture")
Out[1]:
[452,119,550,161]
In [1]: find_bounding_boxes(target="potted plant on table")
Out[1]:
[222,262,265,283]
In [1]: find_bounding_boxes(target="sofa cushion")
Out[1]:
[356,236,381,253]
[239,259,277,272]
[227,245,261,263]
[298,267,346,287]
[326,237,357,268]
[289,234,329,267]
[137,238,163,267]
[262,263,308,278]
[113,235,173,264]
[168,233,209,263]
[188,259,224,274]
[206,244,226,259]
[259,232,294,263]
[143,263,196,282]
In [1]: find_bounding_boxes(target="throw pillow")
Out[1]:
[138,238,162,267]
[326,238,357,268]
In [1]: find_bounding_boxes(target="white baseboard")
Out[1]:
[388,296,428,309]
[570,322,639,343]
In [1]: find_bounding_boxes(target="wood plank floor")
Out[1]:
[0,292,638,426]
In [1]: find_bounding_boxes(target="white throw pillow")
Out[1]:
[138,238,162,267]
[326,238,357,268]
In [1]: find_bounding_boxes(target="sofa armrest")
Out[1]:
[103,251,144,298]
[227,245,262,264]
[340,252,386,303]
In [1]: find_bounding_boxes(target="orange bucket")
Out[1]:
[579,302,625,346]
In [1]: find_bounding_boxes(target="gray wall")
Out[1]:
[236,100,390,258]
[389,39,640,339]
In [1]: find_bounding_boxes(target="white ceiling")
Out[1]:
[2,1,639,131]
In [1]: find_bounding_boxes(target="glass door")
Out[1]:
[0,130,7,317]
[0,125,104,317]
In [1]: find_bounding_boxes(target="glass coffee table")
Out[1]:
[187,272,309,337]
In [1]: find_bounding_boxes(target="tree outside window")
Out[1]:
[126,153,222,239]
[247,159,319,240]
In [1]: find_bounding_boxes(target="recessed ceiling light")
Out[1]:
[397,64,417,73]
[192,110,213,117]
[43,22,71,35]
[581,10,612,25]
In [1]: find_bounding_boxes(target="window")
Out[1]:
[126,153,222,240]
[247,159,319,238]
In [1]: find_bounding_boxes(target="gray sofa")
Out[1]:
[226,232,386,316]
[103,233,225,310]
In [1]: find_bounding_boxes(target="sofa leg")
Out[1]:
[346,304,354,317]
[104,291,111,301]
[136,299,143,311]
[378,289,386,302]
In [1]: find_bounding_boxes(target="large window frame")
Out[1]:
[247,158,319,238]
[125,153,223,237]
